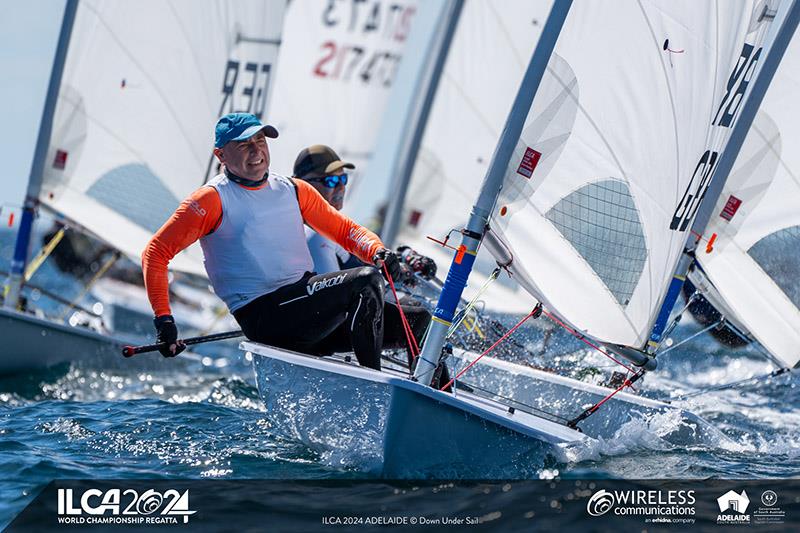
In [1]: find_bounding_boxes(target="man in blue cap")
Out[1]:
[142,113,403,371]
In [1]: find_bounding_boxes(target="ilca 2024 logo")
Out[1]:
[57,487,196,525]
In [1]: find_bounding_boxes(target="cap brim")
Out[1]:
[324,160,355,174]
[231,124,279,142]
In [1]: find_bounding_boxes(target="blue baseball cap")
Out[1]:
[214,113,278,148]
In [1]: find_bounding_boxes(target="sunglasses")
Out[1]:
[307,174,348,188]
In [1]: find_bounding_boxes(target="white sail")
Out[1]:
[265,0,418,216]
[694,34,800,368]
[394,0,554,313]
[487,0,788,347]
[40,0,287,276]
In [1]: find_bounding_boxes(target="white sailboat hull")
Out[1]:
[245,342,586,478]
[449,350,723,445]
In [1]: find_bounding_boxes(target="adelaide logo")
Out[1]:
[717,489,750,524]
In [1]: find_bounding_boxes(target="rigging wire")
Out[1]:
[567,370,645,429]
[657,320,722,357]
[670,368,790,401]
[457,378,572,424]
[539,308,638,374]
[446,267,500,339]
[440,307,538,391]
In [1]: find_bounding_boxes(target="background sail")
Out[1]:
[487,0,786,347]
[694,33,800,368]
[265,0,418,218]
[393,0,554,313]
[40,0,287,276]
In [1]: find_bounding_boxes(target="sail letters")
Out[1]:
[670,41,763,232]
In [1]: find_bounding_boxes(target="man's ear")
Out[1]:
[213,147,224,162]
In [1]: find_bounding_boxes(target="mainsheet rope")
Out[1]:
[382,263,420,360]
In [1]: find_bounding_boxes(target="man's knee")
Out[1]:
[349,266,385,295]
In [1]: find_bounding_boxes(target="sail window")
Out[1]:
[86,164,181,233]
[545,179,647,306]
[747,225,800,309]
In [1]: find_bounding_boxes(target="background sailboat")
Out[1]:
[478,0,792,363]
[265,0,419,216]
[685,25,800,370]
[1,0,287,374]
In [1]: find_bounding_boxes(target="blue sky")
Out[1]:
[0,1,65,210]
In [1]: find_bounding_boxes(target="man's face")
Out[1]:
[308,168,347,210]
[214,132,270,181]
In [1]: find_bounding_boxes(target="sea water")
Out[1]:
[1,229,800,527]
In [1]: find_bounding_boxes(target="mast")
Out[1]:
[646,0,800,350]
[4,0,78,309]
[379,0,463,247]
[413,0,573,386]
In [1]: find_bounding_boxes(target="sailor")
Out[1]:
[142,113,403,370]
[292,145,446,380]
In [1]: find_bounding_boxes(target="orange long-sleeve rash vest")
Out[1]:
[142,178,384,317]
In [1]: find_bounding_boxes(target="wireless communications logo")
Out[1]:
[586,488,696,522]
[57,487,196,525]
[587,490,615,516]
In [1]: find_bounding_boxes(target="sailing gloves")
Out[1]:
[398,246,437,280]
[373,248,408,283]
[154,314,185,357]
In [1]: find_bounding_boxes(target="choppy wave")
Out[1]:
[3,264,800,523]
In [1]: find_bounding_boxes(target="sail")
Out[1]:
[394,0,554,313]
[39,0,287,276]
[694,33,800,368]
[265,0,418,219]
[486,0,788,347]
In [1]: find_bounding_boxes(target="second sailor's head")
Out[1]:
[293,145,354,210]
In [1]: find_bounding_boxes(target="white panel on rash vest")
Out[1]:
[201,173,313,311]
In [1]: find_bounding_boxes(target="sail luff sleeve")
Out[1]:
[414,0,574,386]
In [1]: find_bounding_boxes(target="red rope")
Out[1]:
[580,371,643,419]
[382,263,420,358]
[540,309,637,374]
[440,308,537,391]
[592,375,636,411]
